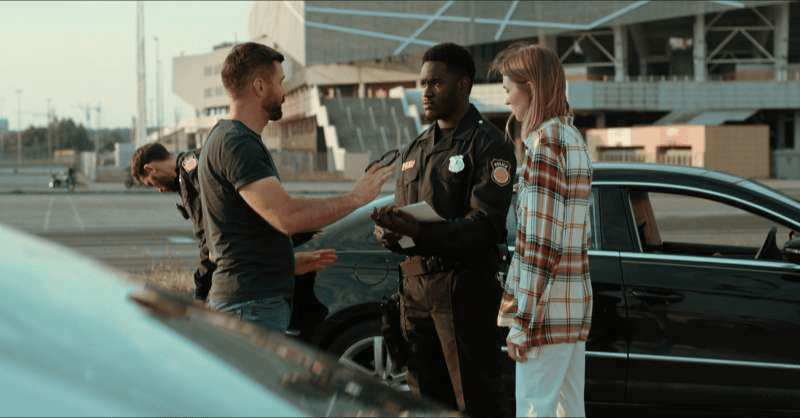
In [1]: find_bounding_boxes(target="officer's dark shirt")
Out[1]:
[176,150,214,299]
[396,104,515,258]
[176,150,203,240]
[198,119,294,305]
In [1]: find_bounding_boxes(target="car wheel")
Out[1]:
[328,319,409,391]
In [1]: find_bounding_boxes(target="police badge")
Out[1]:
[182,156,198,172]
[448,155,465,173]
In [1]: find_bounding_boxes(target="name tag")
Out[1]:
[402,160,416,171]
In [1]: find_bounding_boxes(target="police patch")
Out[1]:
[490,158,511,187]
[182,156,197,172]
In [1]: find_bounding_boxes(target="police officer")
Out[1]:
[131,143,337,303]
[131,142,215,300]
[372,43,515,417]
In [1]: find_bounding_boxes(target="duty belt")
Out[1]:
[399,255,461,276]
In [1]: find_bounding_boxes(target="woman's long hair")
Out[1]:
[489,43,569,140]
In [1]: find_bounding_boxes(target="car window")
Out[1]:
[627,191,794,258]
[506,191,599,250]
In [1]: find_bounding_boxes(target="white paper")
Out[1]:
[398,236,416,248]
[399,201,444,222]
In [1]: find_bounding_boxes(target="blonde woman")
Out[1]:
[491,43,593,417]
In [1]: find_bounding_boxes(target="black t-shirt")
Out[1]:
[198,119,294,305]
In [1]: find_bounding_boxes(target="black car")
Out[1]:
[294,162,800,416]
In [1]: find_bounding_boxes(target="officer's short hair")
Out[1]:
[422,43,476,90]
[131,142,171,183]
[222,42,285,97]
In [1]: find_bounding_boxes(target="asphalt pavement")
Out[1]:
[1,173,799,199]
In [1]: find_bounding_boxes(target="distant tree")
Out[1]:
[96,128,131,152]
[21,127,48,158]
[0,119,128,159]
[55,118,92,151]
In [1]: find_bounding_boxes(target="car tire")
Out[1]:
[327,318,409,391]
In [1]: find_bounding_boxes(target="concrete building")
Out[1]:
[173,0,800,179]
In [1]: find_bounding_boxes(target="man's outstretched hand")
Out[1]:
[295,249,337,275]
[349,163,395,207]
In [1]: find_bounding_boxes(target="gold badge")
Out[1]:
[490,159,511,186]
[182,156,197,172]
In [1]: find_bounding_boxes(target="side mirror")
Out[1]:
[782,238,800,263]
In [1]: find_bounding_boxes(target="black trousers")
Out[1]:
[399,259,505,417]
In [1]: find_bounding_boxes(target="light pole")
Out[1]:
[153,35,162,142]
[16,89,22,167]
[47,98,53,160]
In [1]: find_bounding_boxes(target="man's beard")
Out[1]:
[162,176,180,193]
[265,99,283,121]
[269,106,283,121]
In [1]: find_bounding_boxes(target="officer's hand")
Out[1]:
[373,224,403,250]
[371,205,396,226]
[378,208,420,238]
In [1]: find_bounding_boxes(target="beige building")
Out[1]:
[586,125,770,179]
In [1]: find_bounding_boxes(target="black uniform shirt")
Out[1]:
[177,150,203,240]
[395,104,515,258]
[176,149,215,300]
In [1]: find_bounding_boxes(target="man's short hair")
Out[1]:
[130,142,171,183]
[422,43,476,88]
[221,42,285,97]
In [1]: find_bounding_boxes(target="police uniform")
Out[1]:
[176,150,215,301]
[393,104,515,416]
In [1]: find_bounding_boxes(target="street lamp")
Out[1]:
[153,35,162,142]
[16,89,22,167]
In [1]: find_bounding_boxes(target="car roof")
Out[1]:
[593,162,748,185]
[592,163,800,222]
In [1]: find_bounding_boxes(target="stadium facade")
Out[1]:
[172,0,800,179]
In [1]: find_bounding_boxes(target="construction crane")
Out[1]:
[71,103,102,152]
[71,103,99,127]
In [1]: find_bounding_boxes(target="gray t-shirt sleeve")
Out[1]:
[221,133,279,191]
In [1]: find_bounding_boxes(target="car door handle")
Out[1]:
[630,289,683,303]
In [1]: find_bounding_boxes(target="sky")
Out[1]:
[0,1,253,130]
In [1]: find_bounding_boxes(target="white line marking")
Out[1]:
[67,195,85,231]
[43,195,54,232]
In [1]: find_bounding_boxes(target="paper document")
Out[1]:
[399,201,444,222]
[396,201,443,248]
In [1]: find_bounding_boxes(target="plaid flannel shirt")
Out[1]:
[498,115,593,353]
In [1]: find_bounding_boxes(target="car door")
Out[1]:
[504,186,628,408]
[620,188,800,413]
[585,186,628,407]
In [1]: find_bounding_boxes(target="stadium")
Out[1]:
[167,1,800,179]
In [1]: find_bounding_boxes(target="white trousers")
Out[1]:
[515,342,586,418]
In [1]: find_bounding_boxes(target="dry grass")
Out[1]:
[126,262,195,297]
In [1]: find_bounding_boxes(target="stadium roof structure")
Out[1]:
[250,0,789,66]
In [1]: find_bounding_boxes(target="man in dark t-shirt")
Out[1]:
[201,120,294,310]
[130,142,336,303]
[199,42,395,332]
